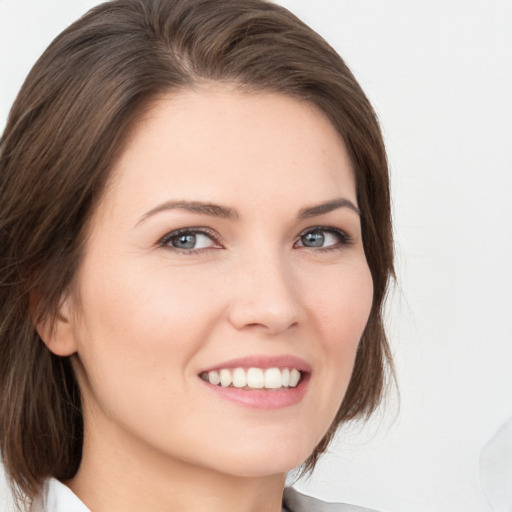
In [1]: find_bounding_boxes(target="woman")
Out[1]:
[0,0,394,511]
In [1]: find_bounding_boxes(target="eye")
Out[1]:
[295,227,351,250]
[159,228,220,252]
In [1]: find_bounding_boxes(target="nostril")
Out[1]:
[228,300,300,333]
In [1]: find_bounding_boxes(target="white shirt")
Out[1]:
[30,479,89,512]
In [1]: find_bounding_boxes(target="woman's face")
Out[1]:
[61,88,373,477]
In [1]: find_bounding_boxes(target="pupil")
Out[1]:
[173,233,196,249]
[303,232,324,247]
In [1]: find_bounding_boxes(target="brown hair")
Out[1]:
[0,0,393,503]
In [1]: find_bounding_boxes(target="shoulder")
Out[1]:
[283,487,381,512]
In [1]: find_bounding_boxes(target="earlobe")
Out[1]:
[34,296,79,357]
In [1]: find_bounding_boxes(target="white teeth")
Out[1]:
[208,370,221,386]
[246,368,264,388]
[203,367,302,390]
[289,368,301,387]
[264,368,282,389]
[281,368,290,387]
[220,369,232,387]
[232,368,247,388]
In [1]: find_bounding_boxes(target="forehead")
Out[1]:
[98,88,356,221]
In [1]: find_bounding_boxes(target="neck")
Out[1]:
[67,415,286,512]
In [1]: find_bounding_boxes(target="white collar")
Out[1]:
[31,478,90,512]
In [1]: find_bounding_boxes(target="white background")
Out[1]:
[1,1,511,511]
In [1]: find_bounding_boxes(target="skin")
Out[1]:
[43,88,374,512]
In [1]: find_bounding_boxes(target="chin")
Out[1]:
[199,436,316,478]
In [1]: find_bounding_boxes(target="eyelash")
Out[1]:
[158,226,353,254]
[158,227,222,255]
[296,226,353,252]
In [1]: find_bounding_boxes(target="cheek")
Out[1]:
[304,261,373,407]
[309,261,373,345]
[78,254,220,343]
[71,257,225,405]
[69,262,227,452]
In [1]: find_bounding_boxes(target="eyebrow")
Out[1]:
[136,196,359,226]
[137,200,238,225]
[298,197,360,218]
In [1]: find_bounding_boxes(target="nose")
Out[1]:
[227,250,301,335]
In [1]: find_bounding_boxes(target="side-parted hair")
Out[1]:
[0,0,394,503]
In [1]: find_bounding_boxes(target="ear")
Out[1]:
[34,294,79,357]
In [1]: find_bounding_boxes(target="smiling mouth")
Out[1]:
[199,367,302,390]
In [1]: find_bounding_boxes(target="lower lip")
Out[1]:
[201,374,310,409]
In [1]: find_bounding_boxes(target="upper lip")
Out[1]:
[199,355,312,374]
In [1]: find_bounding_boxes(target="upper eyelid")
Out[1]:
[296,225,351,238]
